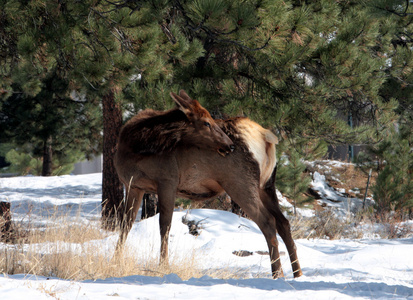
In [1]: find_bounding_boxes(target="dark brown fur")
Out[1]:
[118,92,234,156]
[114,90,302,279]
[120,109,188,155]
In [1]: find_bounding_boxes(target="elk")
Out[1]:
[114,90,302,278]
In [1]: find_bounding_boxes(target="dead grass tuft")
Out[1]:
[0,213,248,281]
[289,208,413,240]
[290,210,364,240]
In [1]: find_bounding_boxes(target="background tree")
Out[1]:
[0,69,101,176]
[0,1,128,225]
[276,139,327,213]
[0,0,205,228]
[1,0,412,223]
[355,0,413,218]
[122,0,403,213]
[357,123,413,219]
[276,150,311,215]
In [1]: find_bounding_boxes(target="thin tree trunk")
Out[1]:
[101,90,124,231]
[231,200,247,217]
[0,201,12,242]
[42,136,53,176]
[141,193,158,220]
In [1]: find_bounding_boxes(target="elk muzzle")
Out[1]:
[210,122,235,157]
[217,143,235,157]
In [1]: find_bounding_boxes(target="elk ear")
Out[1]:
[170,90,194,115]
[265,130,279,145]
[178,90,192,102]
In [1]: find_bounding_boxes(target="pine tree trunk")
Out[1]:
[141,193,158,220]
[42,136,53,176]
[101,90,124,231]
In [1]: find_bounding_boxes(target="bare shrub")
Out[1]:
[289,215,314,240]
[290,210,363,240]
[359,210,413,239]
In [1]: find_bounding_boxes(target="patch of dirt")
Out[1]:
[306,160,376,201]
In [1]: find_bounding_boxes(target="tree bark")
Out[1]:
[42,136,53,176]
[101,90,124,231]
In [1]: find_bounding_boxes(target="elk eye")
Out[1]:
[204,122,211,128]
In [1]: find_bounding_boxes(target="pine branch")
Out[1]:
[99,0,143,14]
[215,36,272,52]
[173,0,271,52]
[371,0,413,17]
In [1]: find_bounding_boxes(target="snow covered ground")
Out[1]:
[1,173,412,299]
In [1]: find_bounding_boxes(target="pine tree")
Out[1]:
[368,124,413,219]
[276,150,312,215]
[276,138,327,214]
[2,1,411,224]
[0,69,102,176]
[99,1,406,219]
[354,1,413,219]
[0,0,206,228]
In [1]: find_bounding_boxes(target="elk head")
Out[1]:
[170,90,234,156]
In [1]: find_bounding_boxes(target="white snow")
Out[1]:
[1,173,412,299]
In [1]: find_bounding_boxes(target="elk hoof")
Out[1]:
[294,269,303,278]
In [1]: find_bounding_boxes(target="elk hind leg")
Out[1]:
[227,189,284,278]
[259,213,285,278]
[261,189,303,277]
[245,204,284,278]
[274,206,302,277]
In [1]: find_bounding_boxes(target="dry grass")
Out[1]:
[2,219,116,280]
[356,210,413,239]
[289,208,412,240]
[2,213,411,283]
[289,211,364,240]
[0,214,247,281]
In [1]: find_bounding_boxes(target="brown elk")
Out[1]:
[114,90,302,278]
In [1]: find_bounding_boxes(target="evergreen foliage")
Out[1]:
[276,139,327,212]
[4,148,42,175]
[0,69,102,175]
[354,0,413,218]
[276,150,312,215]
[126,1,397,143]
[0,0,412,216]
[358,123,413,218]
